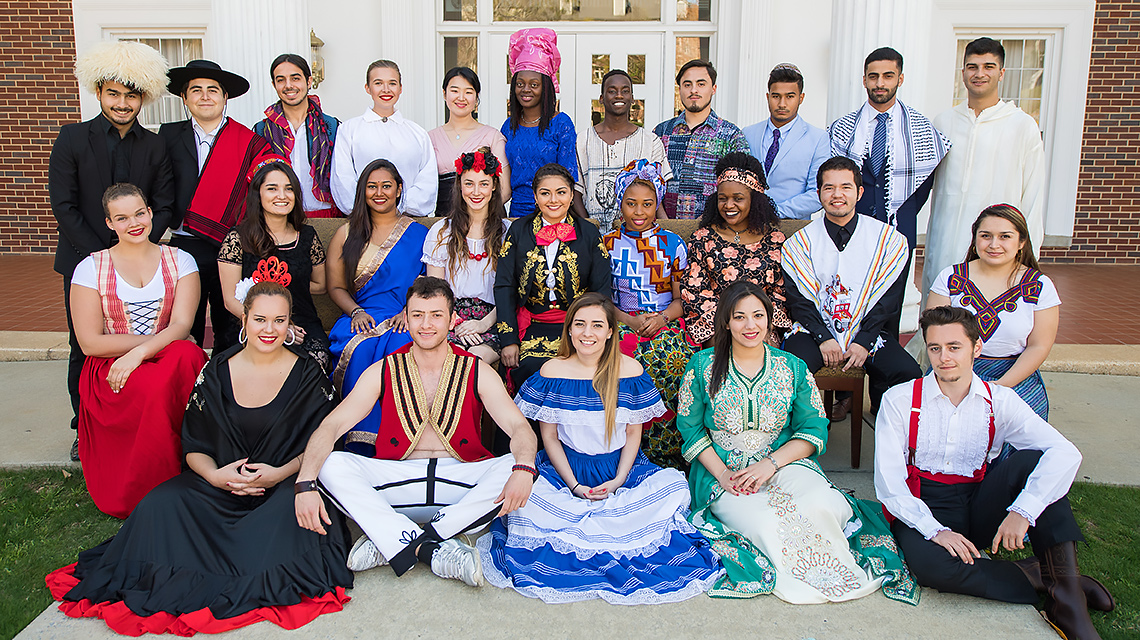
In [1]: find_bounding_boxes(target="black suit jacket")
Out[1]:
[48,116,175,276]
[158,120,201,232]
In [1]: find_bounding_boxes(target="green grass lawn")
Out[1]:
[0,468,1136,640]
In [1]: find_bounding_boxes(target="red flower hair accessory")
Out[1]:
[455,149,502,178]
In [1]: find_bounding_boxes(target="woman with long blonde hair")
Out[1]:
[478,293,723,604]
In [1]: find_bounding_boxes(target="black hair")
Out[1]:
[406,275,455,314]
[342,159,404,292]
[508,71,557,133]
[768,66,804,92]
[920,305,982,344]
[864,47,903,73]
[709,281,775,399]
[676,59,717,85]
[531,163,579,219]
[601,69,632,92]
[270,53,311,80]
[699,152,778,235]
[240,161,306,258]
[816,156,863,190]
[964,37,1005,68]
[442,66,481,94]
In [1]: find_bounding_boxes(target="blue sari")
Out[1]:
[329,216,427,455]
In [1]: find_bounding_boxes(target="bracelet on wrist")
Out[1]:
[294,480,320,495]
[572,482,581,494]
[764,454,780,471]
[512,464,538,478]
[350,307,365,319]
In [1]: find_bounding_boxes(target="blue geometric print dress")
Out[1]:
[477,372,723,604]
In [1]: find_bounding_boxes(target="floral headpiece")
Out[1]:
[454,149,502,178]
[716,167,765,193]
[234,257,292,303]
[614,159,666,204]
[246,154,290,184]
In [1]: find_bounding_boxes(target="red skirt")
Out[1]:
[46,564,349,637]
[79,339,207,518]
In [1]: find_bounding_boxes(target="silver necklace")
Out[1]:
[522,116,540,125]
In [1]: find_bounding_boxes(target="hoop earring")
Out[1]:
[284,328,297,346]
[238,327,247,344]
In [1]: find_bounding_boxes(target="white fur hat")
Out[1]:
[75,41,170,106]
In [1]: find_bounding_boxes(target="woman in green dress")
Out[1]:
[676,280,919,604]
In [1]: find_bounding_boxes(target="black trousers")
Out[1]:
[882,251,912,340]
[169,234,233,353]
[63,276,83,430]
[783,332,920,411]
[892,450,1085,603]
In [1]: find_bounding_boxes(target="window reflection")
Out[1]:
[443,0,477,21]
[494,0,662,21]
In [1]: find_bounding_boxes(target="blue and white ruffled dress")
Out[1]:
[477,372,724,605]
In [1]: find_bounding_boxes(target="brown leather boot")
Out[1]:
[1014,557,1116,613]
[1039,543,1103,639]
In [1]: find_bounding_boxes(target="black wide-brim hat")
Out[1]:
[167,59,250,98]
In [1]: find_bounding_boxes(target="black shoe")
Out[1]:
[70,437,80,462]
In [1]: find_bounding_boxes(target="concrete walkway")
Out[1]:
[6,361,1137,639]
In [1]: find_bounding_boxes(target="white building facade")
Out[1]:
[71,0,1096,246]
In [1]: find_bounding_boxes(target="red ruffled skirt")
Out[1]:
[78,339,207,518]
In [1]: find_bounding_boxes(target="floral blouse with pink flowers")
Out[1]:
[680,225,792,344]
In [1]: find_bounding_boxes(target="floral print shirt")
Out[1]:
[680,226,791,344]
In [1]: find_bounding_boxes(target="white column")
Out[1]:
[715,0,775,128]
[826,0,934,124]
[210,0,310,128]
[377,0,439,130]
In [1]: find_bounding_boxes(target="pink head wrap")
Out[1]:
[508,28,561,93]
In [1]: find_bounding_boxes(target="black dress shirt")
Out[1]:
[99,113,144,184]
[784,214,907,349]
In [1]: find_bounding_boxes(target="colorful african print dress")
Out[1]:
[603,224,693,469]
[681,226,793,345]
[931,262,1060,420]
[676,346,919,605]
[478,372,723,604]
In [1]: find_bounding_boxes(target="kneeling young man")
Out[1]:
[296,277,537,586]
[875,306,1112,640]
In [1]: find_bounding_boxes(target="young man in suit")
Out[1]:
[161,60,271,352]
[743,64,831,220]
[49,41,176,460]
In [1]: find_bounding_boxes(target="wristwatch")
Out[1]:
[294,480,320,495]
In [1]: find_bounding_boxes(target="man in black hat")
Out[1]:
[160,60,272,352]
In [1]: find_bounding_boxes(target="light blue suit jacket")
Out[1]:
[743,116,831,219]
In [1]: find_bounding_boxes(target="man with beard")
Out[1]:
[573,69,672,229]
[876,306,1113,640]
[161,60,272,352]
[49,40,176,460]
[254,54,340,218]
[829,47,950,339]
[653,60,750,220]
[743,63,831,220]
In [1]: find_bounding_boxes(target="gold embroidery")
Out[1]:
[390,349,473,460]
[353,216,413,292]
[494,321,513,334]
[768,483,862,599]
[521,247,545,305]
[345,430,377,446]
[499,238,513,257]
[677,368,695,417]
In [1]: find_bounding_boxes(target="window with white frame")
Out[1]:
[116,35,204,127]
[952,37,1046,127]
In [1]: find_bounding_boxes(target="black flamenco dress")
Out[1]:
[46,347,354,636]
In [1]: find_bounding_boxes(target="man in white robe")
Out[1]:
[923,37,1046,298]
[782,156,921,417]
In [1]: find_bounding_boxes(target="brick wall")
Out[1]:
[0,0,79,255]
[1040,0,1140,264]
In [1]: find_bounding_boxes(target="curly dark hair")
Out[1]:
[698,152,779,235]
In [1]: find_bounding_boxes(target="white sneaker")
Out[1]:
[430,538,483,587]
[347,535,387,572]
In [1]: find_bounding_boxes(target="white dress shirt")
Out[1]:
[288,120,325,212]
[851,100,904,163]
[330,109,438,216]
[874,371,1082,540]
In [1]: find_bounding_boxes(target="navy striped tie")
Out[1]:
[764,128,780,175]
[870,111,889,177]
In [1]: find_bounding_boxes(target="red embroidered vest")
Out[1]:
[373,343,493,463]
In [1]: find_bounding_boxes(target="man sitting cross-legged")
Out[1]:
[875,306,1113,640]
[295,276,537,586]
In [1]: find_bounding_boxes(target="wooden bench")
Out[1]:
[812,365,867,468]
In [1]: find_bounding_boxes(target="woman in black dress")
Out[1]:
[219,159,331,371]
[47,282,353,635]
[494,162,612,392]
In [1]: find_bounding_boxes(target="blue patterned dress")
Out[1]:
[478,372,723,604]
